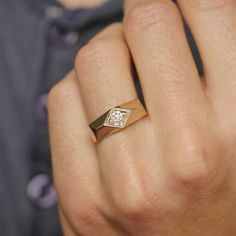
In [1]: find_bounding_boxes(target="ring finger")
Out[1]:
[74,24,161,224]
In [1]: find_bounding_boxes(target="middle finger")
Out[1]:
[124,0,207,129]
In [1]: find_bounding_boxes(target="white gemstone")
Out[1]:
[104,108,131,128]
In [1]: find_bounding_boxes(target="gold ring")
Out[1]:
[89,99,147,142]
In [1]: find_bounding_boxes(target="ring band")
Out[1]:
[89,99,147,142]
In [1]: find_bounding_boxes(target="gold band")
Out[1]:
[89,99,147,142]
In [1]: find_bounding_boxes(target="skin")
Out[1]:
[48,0,236,235]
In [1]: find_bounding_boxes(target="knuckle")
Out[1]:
[75,40,107,71]
[175,158,212,189]
[117,191,156,221]
[106,134,175,222]
[48,82,66,112]
[48,83,61,108]
[113,176,170,221]
[187,0,233,11]
[48,78,76,112]
[75,39,123,75]
[170,134,225,190]
[125,0,179,32]
[67,200,102,232]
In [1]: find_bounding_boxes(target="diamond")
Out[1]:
[104,108,131,128]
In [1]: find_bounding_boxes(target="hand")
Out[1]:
[48,0,236,235]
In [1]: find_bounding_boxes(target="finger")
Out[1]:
[177,1,236,107]
[124,0,208,133]
[123,1,225,192]
[74,23,165,228]
[48,72,120,235]
[48,72,99,229]
[75,23,138,124]
[124,0,206,119]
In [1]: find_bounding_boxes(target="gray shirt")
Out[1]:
[0,0,123,235]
